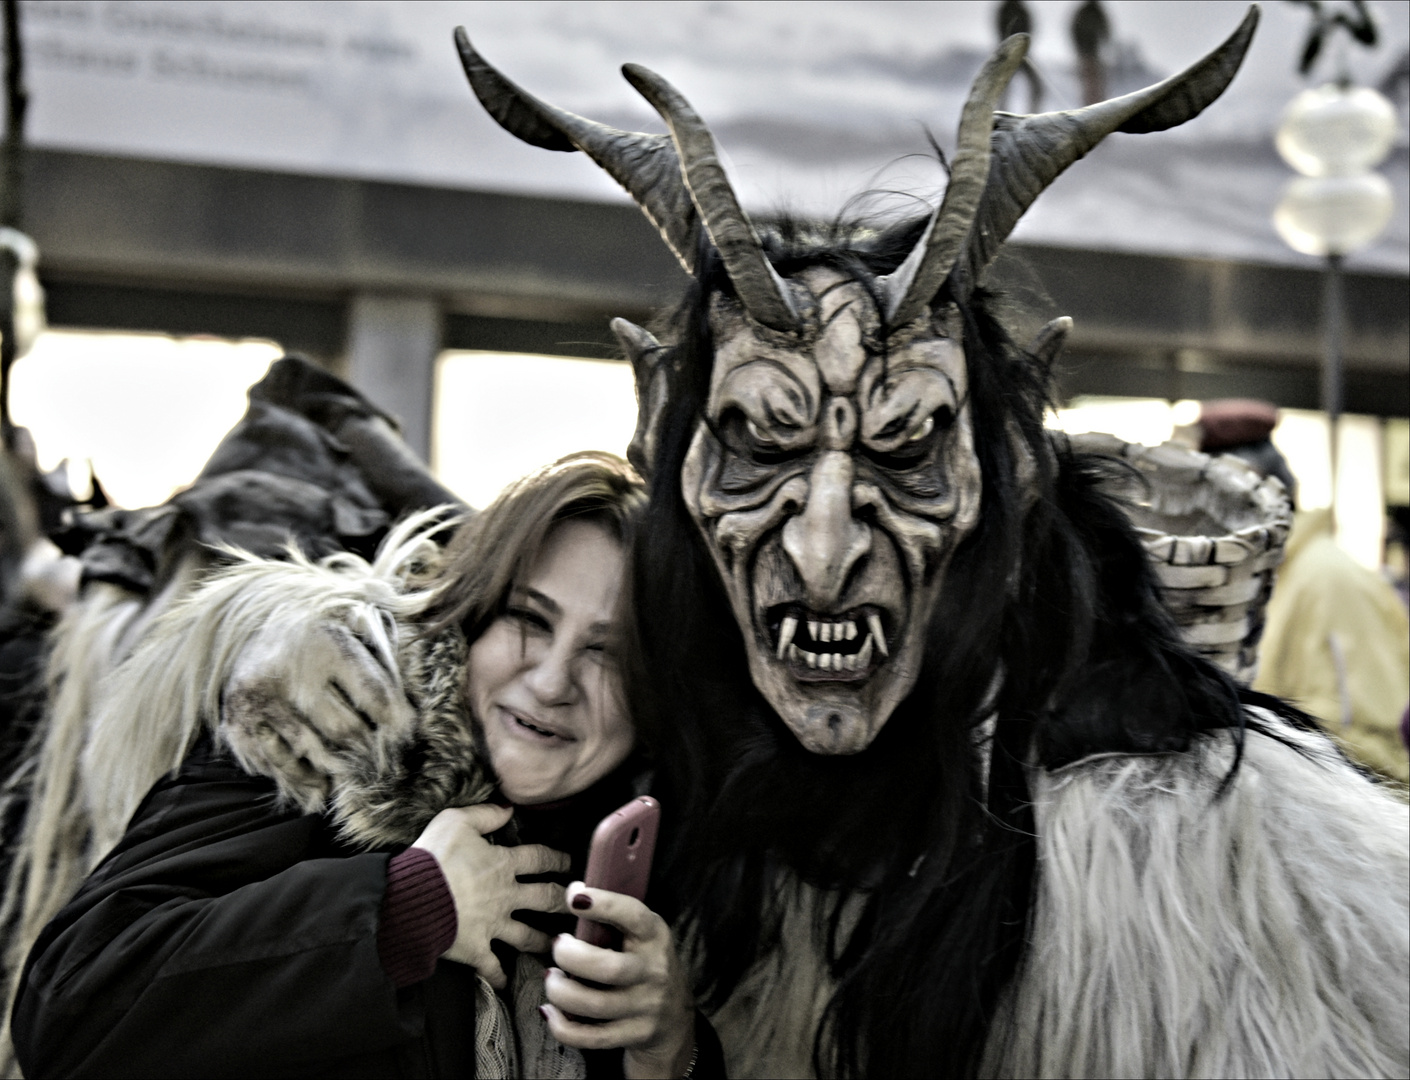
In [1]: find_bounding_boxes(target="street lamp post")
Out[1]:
[1273,80,1397,509]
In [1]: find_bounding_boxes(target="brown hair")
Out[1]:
[422,451,646,643]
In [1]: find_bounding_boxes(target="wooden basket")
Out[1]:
[1071,433,1293,684]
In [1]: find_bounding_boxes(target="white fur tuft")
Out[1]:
[706,715,1409,1079]
[986,714,1409,1078]
[82,506,460,854]
[0,579,153,1077]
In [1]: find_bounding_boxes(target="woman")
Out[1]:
[11,453,714,1078]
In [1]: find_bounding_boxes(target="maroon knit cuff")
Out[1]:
[377,847,457,988]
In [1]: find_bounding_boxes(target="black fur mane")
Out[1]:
[626,216,1265,1078]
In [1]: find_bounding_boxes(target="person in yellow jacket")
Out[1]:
[1254,506,1410,784]
[1194,399,1409,785]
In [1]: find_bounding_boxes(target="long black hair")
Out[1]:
[626,215,1268,1077]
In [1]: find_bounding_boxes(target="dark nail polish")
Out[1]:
[538,1005,549,1020]
[570,893,592,911]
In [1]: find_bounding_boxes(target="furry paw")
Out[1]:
[220,602,418,812]
[329,627,496,849]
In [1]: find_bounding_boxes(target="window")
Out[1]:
[11,330,280,509]
[433,351,637,510]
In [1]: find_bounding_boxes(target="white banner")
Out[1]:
[19,0,1410,270]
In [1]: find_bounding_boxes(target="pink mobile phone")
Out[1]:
[574,796,660,950]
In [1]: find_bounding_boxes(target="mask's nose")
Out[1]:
[782,450,871,611]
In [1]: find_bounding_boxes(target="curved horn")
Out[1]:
[877,34,1029,328]
[623,64,801,334]
[957,5,1259,292]
[454,28,701,272]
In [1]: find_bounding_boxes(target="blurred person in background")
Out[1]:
[0,428,84,892]
[1071,0,1111,104]
[1198,399,1410,784]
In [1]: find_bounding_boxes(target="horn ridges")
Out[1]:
[957,6,1259,291]
[878,34,1029,328]
[454,27,701,273]
[623,63,802,333]
[457,9,1259,332]
[612,318,666,478]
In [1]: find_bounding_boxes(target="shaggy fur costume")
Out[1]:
[0,565,203,1074]
[703,716,1410,1078]
[0,512,486,1076]
[992,715,1408,1078]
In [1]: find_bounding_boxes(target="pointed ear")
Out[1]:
[612,318,667,480]
[1027,316,1072,373]
[1003,318,1070,521]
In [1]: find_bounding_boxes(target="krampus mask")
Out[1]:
[455,10,1257,755]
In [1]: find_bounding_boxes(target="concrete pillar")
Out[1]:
[345,293,440,462]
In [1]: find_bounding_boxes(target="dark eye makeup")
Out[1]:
[506,604,553,634]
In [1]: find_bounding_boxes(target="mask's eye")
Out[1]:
[745,417,774,448]
[904,415,935,444]
[717,408,799,465]
[865,406,950,470]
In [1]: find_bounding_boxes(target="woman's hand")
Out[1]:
[411,805,570,989]
[542,882,696,1080]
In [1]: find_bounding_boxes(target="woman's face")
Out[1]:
[466,518,635,805]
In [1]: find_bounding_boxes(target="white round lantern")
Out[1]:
[1275,83,1398,177]
[1273,172,1395,256]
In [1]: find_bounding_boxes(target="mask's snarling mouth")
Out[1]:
[768,605,890,681]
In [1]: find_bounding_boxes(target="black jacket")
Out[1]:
[12,740,483,1078]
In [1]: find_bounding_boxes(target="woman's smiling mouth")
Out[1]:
[501,706,576,743]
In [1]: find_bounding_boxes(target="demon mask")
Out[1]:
[455,9,1257,752]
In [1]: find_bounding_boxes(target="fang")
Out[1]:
[867,614,889,657]
[777,616,798,659]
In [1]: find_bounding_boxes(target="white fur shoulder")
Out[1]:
[81,506,490,857]
[986,712,1410,1078]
